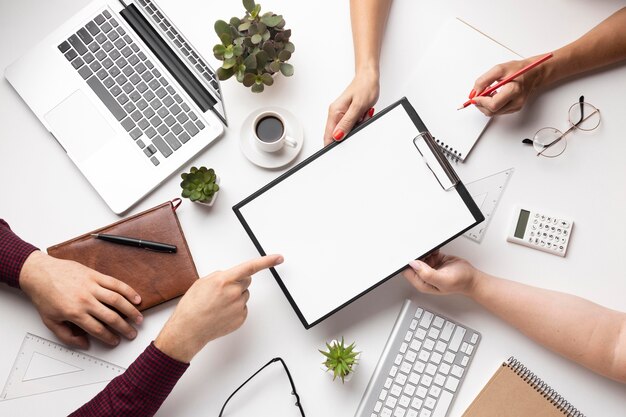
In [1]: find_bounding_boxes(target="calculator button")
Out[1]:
[540,240,545,246]
[534,213,539,218]
[547,243,552,248]
[561,238,567,244]
[559,246,564,251]
[547,217,552,222]
[532,225,537,230]
[548,234,554,240]
[563,230,568,236]
[530,232,535,237]
[560,221,570,229]
[556,228,562,234]
[533,219,538,224]
[551,226,556,231]
[544,225,550,230]
[540,215,546,221]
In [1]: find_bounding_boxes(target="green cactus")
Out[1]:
[180,166,220,203]
[213,0,294,93]
[319,338,360,383]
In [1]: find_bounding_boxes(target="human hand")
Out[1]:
[470,55,548,116]
[19,251,143,349]
[154,254,284,363]
[402,251,478,296]
[323,69,379,146]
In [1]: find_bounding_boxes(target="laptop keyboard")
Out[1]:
[57,9,206,166]
[137,0,221,96]
[356,301,480,417]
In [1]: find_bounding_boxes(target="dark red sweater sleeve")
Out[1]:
[69,342,189,417]
[0,219,38,289]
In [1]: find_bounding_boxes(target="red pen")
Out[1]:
[457,52,554,110]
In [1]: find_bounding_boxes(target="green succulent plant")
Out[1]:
[213,0,294,93]
[319,338,359,383]
[180,166,220,203]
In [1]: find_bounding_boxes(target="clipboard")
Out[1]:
[233,98,484,328]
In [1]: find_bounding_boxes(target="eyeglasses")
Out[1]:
[218,357,305,416]
[522,96,601,158]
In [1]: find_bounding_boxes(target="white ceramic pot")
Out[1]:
[194,176,220,207]
[322,339,361,383]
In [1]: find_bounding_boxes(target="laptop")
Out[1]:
[5,0,227,214]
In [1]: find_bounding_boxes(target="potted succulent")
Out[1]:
[319,338,360,383]
[180,166,220,206]
[213,0,295,93]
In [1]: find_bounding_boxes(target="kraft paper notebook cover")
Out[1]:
[462,357,586,417]
[47,200,198,311]
[405,18,521,161]
[233,98,484,329]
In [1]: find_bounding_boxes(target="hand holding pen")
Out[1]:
[460,53,553,116]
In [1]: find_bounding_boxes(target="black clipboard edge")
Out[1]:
[233,97,484,329]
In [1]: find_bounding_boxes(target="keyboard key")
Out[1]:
[174,93,183,103]
[416,386,427,399]
[390,384,402,397]
[137,99,148,110]
[405,349,417,363]
[423,338,435,351]
[414,360,426,373]
[408,372,420,385]
[470,333,478,344]
[421,374,432,387]
[110,85,122,97]
[433,373,445,386]
[145,127,157,138]
[130,90,142,102]
[429,385,441,398]
[144,107,155,119]
[137,82,148,93]
[101,22,112,33]
[450,365,463,378]
[157,107,169,119]
[399,395,411,409]
[440,322,455,342]
[439,363,450,375]
[152,136,172,157]
[163,96,174,107]
[88,42,100,52]
[86,21,99,35]
[129,54,140,66]
[121,46,132,57]
[83,52,95,64]
[375,400,383,412]
[130,127,143,140]
[150,156,160,166]
[71,58,84,69]
[102,58,113,69]
[130,109,142,121]
[157,124,168,135]
[443,352,455,363]
[123,82,134,93]
[121,117,135,132]
[419,311,433,328]
[86,76,126,121]
[424,397,436,410]
[130,74,141,85]
[379,389,388,401]
[184,120,199,137]
[68,34,87,55]
[435,341,446,354]
[428,328,440,339]
[461,355,469,366]
[430,352,442,364]
[117,93,129,105]
[110,49,121,61]
[103,10,111,18]
[142,71,154,82]
[449,327,466,352]
[189,111,198,121]
[411,397,423,410]
[95,49,107,60]
[178,131,190,143]
[95,14,105,25]
[98,70,109,81]
[400,361,412,374]
[64,49,78,61]
[431,391,453,417]
[385,396,397,409]
[425,363,436,376]
[444,376,459,392]
[77,28,93,44]
[381,407,392,417]
[58,41,71,53]
[164,115,176,127]
[77,66,92,80]
[114,38,126,50]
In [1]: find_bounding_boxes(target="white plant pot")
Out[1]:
[321,339,361,383]
[193,176,220,207]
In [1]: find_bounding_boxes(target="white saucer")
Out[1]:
[239,106,304,169]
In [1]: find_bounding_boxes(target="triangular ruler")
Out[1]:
[464,168,514,242]
[0,333,125,401]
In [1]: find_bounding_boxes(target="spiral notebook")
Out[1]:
[405,18,521,161]
[462,357,586,417]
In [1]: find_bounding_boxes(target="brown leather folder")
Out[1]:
[47,200,198,311]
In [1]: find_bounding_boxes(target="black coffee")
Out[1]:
[255,116,284,143]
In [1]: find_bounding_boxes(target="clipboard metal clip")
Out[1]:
[413,132,460,191]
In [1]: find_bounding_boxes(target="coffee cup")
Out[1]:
[252,111,297,153]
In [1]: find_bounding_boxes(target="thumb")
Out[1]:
[332,103,364,142]
[45,319,89,349]
[406,260,440,293]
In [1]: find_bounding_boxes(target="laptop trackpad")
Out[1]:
[44,90,115,161]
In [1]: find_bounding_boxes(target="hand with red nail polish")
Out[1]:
[324,69,380,146]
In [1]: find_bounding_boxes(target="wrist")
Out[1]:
[154,318,202,363]
[463,268,487,298]
[355,62,380,82]
[19,250,46,295]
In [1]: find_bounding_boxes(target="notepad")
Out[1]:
[234,98,483,328]
[404,18,521,161]
[463,357,586,417]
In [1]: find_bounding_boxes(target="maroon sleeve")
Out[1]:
[69,342,189,417]
[0,219,39,289]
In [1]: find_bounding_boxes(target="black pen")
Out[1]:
[91,233,177,253]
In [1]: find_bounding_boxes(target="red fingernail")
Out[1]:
[470,99,477,105]
[333,129,345,141]
[368,107,375,118]
[469,89,476,99]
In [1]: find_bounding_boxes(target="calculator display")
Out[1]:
[514,209,530,238]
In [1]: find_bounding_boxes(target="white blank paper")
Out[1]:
[238,104,478,326]
[405,18,521,160]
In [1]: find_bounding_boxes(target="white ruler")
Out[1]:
[1,333,125,401]
[464,168,514,242]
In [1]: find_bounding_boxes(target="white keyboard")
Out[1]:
[355,300,481,417]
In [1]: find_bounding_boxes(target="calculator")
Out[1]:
[506,207,573,257]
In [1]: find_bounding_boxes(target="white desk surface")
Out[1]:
[1,0,625,415]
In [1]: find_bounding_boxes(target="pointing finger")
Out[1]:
[225,254,284,282]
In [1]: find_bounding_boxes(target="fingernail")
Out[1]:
[129,330,137,339]
[135,314,143,325]
[368,107,375,118]
[469,89,476,99]
[333,129,345,141]
[134,295,141,304]
[408,260,421,270]
[113,338,120,345]
[470,99,477,105]
[276,255,284,265]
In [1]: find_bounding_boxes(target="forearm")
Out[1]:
[349,0,392,76]
[540,7,626,86]
[468,271,626,382]
[70,342,188,417]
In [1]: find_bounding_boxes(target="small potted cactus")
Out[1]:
[180,166,220,206]
[213,0,294,93]
[319,338,360,383]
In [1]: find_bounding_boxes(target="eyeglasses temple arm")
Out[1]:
[537,108,600,156]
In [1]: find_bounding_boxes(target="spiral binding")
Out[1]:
[432,136,461,163]
[506,357,586,417]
